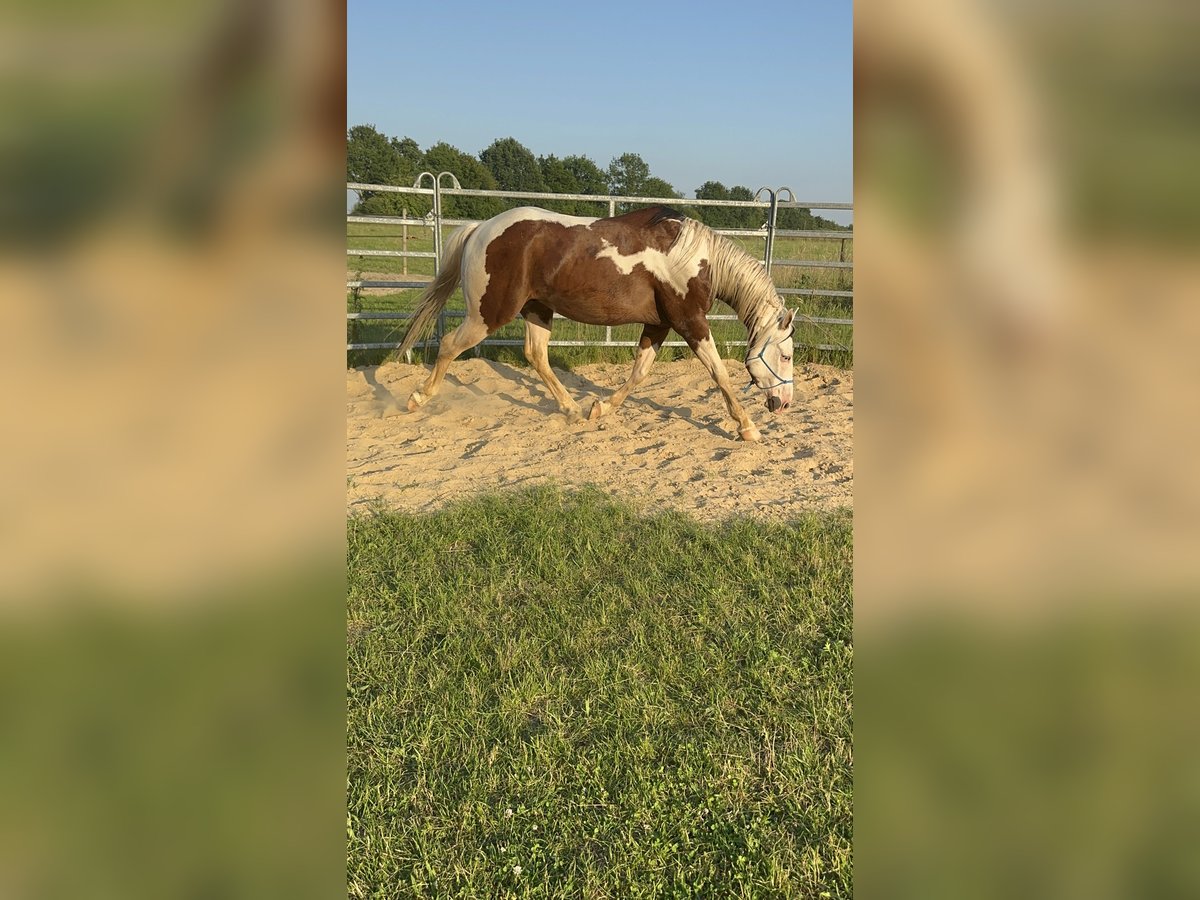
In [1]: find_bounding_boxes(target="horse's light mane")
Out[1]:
[675,219,783,341]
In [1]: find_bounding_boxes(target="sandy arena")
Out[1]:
[347,357,852,520]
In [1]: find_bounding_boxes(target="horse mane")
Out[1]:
[675,219,784,339]
[646,205,686,227]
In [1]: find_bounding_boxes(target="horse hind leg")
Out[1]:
[588,324,669,420]
[522,302,583,423]
[407,313,489,411]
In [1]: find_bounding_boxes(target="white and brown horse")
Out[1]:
[397,205,796,441]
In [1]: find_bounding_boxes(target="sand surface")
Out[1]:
[347,358,852,520]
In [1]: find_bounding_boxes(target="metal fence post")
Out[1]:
[755,187,777,272]
[434,172,463,345]
[767,187,796,276]
[767,194,778,273]
[413,171,437,255]
[410,172,439,354]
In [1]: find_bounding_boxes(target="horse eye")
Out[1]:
[782,355,792,362]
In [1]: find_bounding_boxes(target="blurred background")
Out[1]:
[856,0,1200,896]
[1,0,345,897]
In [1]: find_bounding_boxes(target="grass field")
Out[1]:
[347,486,853,898]
[347,221,853,370]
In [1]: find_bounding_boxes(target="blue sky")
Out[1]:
[348,0,851,217]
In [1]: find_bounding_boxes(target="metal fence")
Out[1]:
[346,173,852,356]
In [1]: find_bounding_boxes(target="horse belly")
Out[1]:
[539,282,661,327]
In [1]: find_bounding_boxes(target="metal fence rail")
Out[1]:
[347,175,852,356]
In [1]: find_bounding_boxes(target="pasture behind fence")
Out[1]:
[346,175,853,361]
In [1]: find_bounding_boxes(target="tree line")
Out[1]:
[347,125,847,231]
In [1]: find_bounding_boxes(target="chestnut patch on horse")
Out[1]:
[479,207,694,331]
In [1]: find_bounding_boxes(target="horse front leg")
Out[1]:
[588,324,670,420]
[688,333,761,441]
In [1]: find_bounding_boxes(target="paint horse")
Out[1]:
[397,205,796,441]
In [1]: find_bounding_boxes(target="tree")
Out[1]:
[561,155,608,215]
[480,137,545,200]
[347,124,398,185]
[778,207,821,230]
[642,177,680,201]
[606,152,651,197]
[346,124,429,216]
[538,154,581,214]
[562,155,607,193]
[695,180,731,227]
[396,137,424,176]
[775,206,849,231]
[422,142,505,219]
[728,185,761,229]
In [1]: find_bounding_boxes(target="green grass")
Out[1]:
[347,222,853,370]
[347,486,853,898]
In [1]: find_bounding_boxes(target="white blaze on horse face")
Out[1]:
[775,333,795,408]
[746,325,796,412]
[594,239,703,299]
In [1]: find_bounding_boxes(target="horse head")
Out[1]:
[745,308,796,413]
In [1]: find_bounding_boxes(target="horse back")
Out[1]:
[471,206,705,329]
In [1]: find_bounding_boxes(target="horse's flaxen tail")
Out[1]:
[397,221,481,358]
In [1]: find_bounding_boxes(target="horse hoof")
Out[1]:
[565,409,583,424]
[407,391,426,412]
[739,426,762,442]
[587,400,606,421]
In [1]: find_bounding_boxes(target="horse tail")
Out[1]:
[397,221,481,357]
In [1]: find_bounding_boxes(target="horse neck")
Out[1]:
[707,232,782,342]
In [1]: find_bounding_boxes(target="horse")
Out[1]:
[396,205,796,441]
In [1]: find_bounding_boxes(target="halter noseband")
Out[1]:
[744,328,795,391]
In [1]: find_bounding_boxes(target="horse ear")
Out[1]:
[779,308,796,330]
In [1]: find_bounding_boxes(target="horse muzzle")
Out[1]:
[766,396,784,413]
